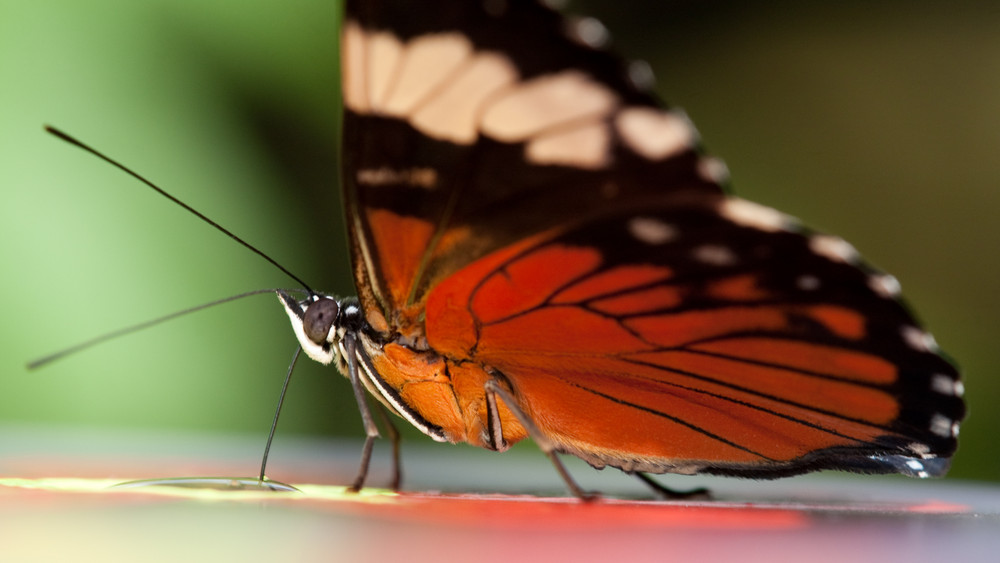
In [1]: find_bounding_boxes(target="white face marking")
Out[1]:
[526,122,610,169]
[869,273,901,298]
[930,414,954,438]
[411,52,518,144]
[693,244,737,266]
[697,157,730,185]
[628,216,677,245]
[809,235,858,264]
[568,16,609,48]
[481,70,617,141]
[719,198,791,232]
[930,374,962,397]
[280,296,337,365]
[796,275,820,291]
[615,107,693,161]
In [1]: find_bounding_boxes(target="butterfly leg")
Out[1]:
[629,472,710,500]
[343,332,381,492]
[484,379,598,501]
[372,400,403,490]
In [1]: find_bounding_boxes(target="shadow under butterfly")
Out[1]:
[43,0,965,500]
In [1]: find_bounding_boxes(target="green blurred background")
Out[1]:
[2,0,997,483]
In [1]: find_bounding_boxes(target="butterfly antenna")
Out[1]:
[44,125,313,293]
[26,288,301,370]
[259,346,302,483]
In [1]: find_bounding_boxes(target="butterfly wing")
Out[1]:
[338,0,964,477]
[425,196,963,476]
[340,0,722,335]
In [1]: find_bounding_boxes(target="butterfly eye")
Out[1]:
[303,298,339,345]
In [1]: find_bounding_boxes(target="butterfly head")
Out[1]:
[277,290,364,367]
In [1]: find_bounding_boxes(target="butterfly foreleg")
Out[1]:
[483,379,598,501]
[343,332,381,492]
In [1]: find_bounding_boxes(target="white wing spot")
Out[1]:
[908,442,931,456]
[366,31,405,109]
[381,33,473,116]
[527,121,610,169]
[903,458,930,478]
[628,217,677,245]
[357,167,438,189]
[482,70,617,141]
[411,52,518,144]
[693,244,737,266]
[567,16,609,48]
[341,25,630,170]
[930,374,962,397]
[697,157,730,185]
[869,273,901,298]
[615,107,694,161]
[929,414,953,438]
[341,21,370,112]
[810,235,859,264]
[626,60,655,90]
[901,326,936,352]
[720,198,791,232]
[796,275,820,291]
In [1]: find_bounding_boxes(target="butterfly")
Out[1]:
[278,0,964,497]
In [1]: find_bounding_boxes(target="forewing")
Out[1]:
[425,196,964,477]
[340,0,723,326]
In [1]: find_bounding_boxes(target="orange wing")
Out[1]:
[425,196,963,477]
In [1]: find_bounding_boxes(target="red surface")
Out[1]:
[1,431,996,562]
[295,491,809,531]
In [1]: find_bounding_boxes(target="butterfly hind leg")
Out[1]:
[373,400,403,490]
[484,379,598,501]
[628,472,711,500]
